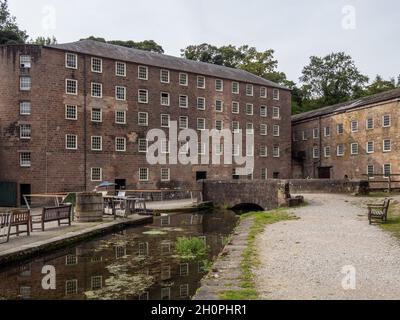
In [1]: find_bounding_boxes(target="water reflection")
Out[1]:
[0,210,238,300]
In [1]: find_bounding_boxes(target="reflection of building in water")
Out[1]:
[0,211,238,300]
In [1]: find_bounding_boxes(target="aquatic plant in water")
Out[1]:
[175,237,210,261]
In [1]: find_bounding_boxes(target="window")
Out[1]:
[139,168,149,181]
[115,110,126,124]
[91,108,102,122]
[115,86,126,101]
[161,265,171,280]
[180,284,189,298]
[139,242,149,256]
[260,87,267,98]
[91,136,102,151]
[272,107,280,119]
[215,143,223,156]
[261,168,268,180]
[351,121,358,133]
[161,92,170,106]
[65,280,78,295]
[215,100,224,112]
[115,246,126,259]
[20,152,31,167]
[65,53,77,69]
[232,121,240,133]
[197,118,206,131]
[91,82,102,98]
[20,55,31,68]
[382,114,392,128]
[20,101,32,115]
[160,69,170,83]
[383,164,392,178]
[91,168,102,181]
[161,168,170,182]
[313,147,320,159]
[273,145,280,158]
[161,140,170,154]
[91,58,102,73]
[180,263,189,276]
[161,114,170,128]
[91,276,103,290]
[138,66,148,80]
[161,287,170,300]
[260,124,268,136]
[66,134,77,150]
[366,118,374,130]
[232,144,240,157]
[161,241,171,254]
[324,146,331,158]
[260,106,267,117]
[115,137,126,152]
[215,120,223,131]
[65,79,77,95]
[246,104,254,116]
[351,143,359,155]
[337,124,344,134]
[179,95,188,108]
[197,97,205,110]
[161,215,171,227]
[313,128,319,139]
[20,287,31,300]
[215,79,223,91]
[115,61,126,77]
[383,139,391,152]
[324,127,330,137]
[260,145,268,157]
[232,101,239,114]
[179,73,188,86]
[65,105,77,120]
[198,142,206,155]
[232,82,239,94]
[179,116,188,129]
[246,123,254,135]
[366,141,374,154]
[367,165,374,178]
[273,89,280,100]
[246,84,253,96]
[138,112,148,126]
[197,76,205,89]
[273,125,280,137]
[337,144,344,156]
[138,139,148,153]
[20,77,31,91]
[302,131,308,141]
[138,89,149,103]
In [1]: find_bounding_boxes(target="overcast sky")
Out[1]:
[8,0,400,83]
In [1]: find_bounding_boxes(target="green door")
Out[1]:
[0,182,17,207]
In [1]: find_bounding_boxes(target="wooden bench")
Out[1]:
[31,205,72,231]
[368,198,391,225]
[0,210,31,243]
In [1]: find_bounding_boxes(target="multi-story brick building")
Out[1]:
[292,88,400,181]
[0,40,292,204]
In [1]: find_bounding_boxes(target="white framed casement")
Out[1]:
[138,139,148,153]
[180,284,189,298]
[91,136,102,151]
[232,82,239,94]
[367,165,374,178]
[383,164,391,178]
[19,124,31,139]
[20,76,31,91]
[161,114,170,128]
[65,105,77,120]
[138,112,149,126]
[197,97,206,110]
[65,254,77,266]
[232,101,240,114]
[215,100,224,112]
[215,143,223,156]
[161,168,170,182]
[313,147,320,159]
[197,118,206,131]
[260,106,267,117]
[324,127,331,137]
[197,76,205,89]
[232,121,240,133]
[273,125,280,137]
[139,168,149,182]
[273,145,280,158]
[246,123,254,135]
[180,263,189,277]
[246,84,253,96]
[20,55,31,68]
[91,82,102,98]
[138,89,149,104]
[337,123,344,134]
[138,242,149,256]
[65,134,78,150]
[161,92,170,106]
[20,101,32,116]
[138,65,148,80]
[246,103,254,116]
[261,168,268,180]
[91,57,102,73]
[215,79,223,92]
[115,137,126,152]
[260,124,268,136]
[366,141,374,154]
[115,61,126,77]
[198,142,206,155]
[302,131,308,140]
[260,145,268,157]
[160,69,170,83]
[91,168,102,182]
[115,110,126,124]
[313,128,319,139]
[366,118,374,130]
[215,120,223,131]
[91,108,102,122]
[382,115,391,128]
[179,95,188,108]
[91,276,103,291]
[115,86,126,101]
[65,79,78,95]
[324,146,331,158]
[351,143,359,155]
[337,144,344,156]
[161,140,170,154]
[179,73,188,86]
[351,120,358,133]
[20,152,31,167]
[65,53,77,69]
[272,107,280,119]
[65,280,78,295]
[179,116,189,129]
[272,89,280,100]
[260,87,267,98]
[383,139,392,152]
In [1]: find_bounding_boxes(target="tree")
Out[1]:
[300,52,369,106]
[0,0,27,44]
[362,75,396,96]
[30,36,57,45]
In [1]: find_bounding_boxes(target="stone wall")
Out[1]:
[289,179,369,195]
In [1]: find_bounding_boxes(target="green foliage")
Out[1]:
[0,0,28,44]
[30,36,57,45]
[175,237,209,261]
[380,201,400,239]
[81,36,164,53]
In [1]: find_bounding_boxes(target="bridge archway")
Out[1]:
[231,203,265,213]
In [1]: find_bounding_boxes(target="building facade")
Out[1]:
[0,40,292,203]
[292,89,400,181]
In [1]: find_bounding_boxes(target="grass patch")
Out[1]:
[220,208,297,300]
[380,200,400,238]
[357,191,400,198]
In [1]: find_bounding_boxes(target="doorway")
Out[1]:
[20,184,31,206]
[318,167,332,179]
[115,179,126,191]
[196,172,207,181]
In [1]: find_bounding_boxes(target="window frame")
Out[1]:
[65,53,78,69]
[91,57,103,73]
[115,61,126,77]
[65,105,78,120]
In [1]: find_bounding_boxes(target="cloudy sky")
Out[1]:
[8,0,400,83]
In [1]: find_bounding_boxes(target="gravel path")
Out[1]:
[255,194,400,300]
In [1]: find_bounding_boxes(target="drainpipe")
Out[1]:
[83,55,88,192]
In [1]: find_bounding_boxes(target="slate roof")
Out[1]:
[292,88,400,123]
[46,40,289,90]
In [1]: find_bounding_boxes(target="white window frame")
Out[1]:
[313,147,320,159]
[161,168,171,182]
[65,105,77,120]
[273,125,280,137]
[91,108,103,123]
[383,115,391,128]
[260,124,268,136]
[366,141,374,154]
[232,82,239,94]
[273,89,280,100]
[383,139,392,152]
[161,92,170,106]
[91,82,103,98]
[197,118,206,131]
[161,114,170,128]
[179,73,188,86]
[20,55,31,69]
[246,84,254,96]
[91,57,102,73]
[115,137,126,152]
[324,127,331,137]
[138,112,149,126]
[366,118,374,130]
[367,165,374,178]
[65,53,78,69]
[115,110,126,124]
[138,139,148,153]
[215,100,224,112]
[65,134,78,150]
[337,144,344,156]
[337,124,344,134]
[273,145,280,158]
[351,121,359,133]
[20,101,32,116]
[138,89,149,104]
[383,164,392,178]
[138,65,148,80]
[197,97,206,110]
[160,69,170,84]
[260,145,268,157]
[115,86,126,101]
[20,77,31,91]
[20,152,31,167]
[232,101,240,114]
[115,61,126,77]
[351,143,359,155]
[91,168,102,182]
[197,76,205,89]
[272,107,280,119]
[215,120,223,131]
[179,95,188,108]
[139,168,149,182]
[215,79,223,92]
[246,103,254,116]
[91,136,102,151]
[65,79,78,95]
[260,106,267,118]
[324,146,331,158]
[20,124,31,140]
[313,128,319,139]
[179,116,189,129]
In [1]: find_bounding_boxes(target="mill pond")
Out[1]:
[0,210,239,300]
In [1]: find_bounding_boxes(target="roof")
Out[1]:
[292,88,400,123]
[46,40,289,90]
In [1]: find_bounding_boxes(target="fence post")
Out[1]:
[388,174,392,193]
